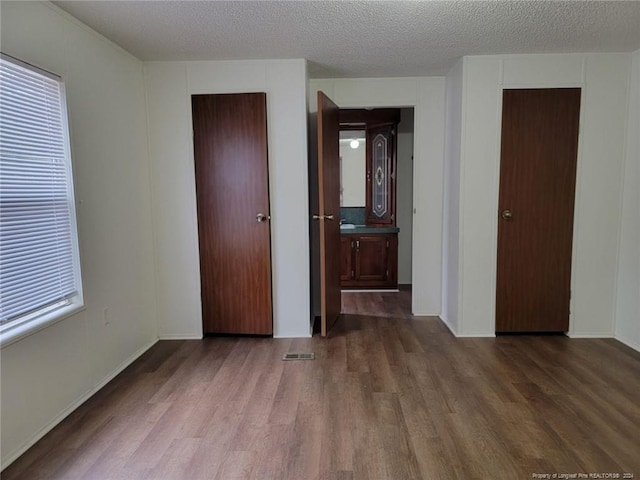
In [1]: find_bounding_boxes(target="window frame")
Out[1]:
[0,53,84,348]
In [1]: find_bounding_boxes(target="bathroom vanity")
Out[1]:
[340,226,398,289]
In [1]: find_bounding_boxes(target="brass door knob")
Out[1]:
[501,210,513,220]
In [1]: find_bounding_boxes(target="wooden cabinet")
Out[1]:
[341,233,398,289]
[366,124,396,226]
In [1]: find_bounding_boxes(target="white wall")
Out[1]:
[309,77,446,315]
[397,108,414,285]
[615,49,640,351]
[450,53,631,336]
[441,59,464,334]
[145,59,310,338]
[0,2,157,468]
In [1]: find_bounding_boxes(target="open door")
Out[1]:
[317,91,341,336]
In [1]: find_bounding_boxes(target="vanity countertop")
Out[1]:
[340,225,399,234]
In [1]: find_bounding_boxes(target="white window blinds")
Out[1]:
[0,54,81,326]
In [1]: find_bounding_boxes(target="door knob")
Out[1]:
[312,214,334,221]
[256,213,270,222]
[501,210,513,220]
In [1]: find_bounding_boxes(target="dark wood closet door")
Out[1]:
[356,235,390,282]
[496,88,581,333]
[192,93,272,335]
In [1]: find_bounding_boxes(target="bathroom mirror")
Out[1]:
[339,108,400,225]
[339,129,366,207]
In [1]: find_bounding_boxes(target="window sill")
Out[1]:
[0,303,86,349]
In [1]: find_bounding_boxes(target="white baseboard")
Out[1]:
[438,315,458,336]
[158,332,313,340]
[613,335,640,353]
[456,333,497,338]
[157,334,203,340]
[273,334,312,339]
[341,289,399,293]
[567,332,614,338]
[1,338,159,470]
[437,316,496,337]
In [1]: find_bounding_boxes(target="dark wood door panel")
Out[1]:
[366,124,396,226]
[356,235,389,281]
[496,88,581,333]
[318,91,341,336]
[192,93,272,335]
[341,233,398,289]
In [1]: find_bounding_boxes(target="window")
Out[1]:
[0,53,83,343]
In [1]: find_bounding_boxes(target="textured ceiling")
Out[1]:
[52,1,640,78]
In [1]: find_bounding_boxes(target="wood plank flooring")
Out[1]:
[3,289,640,479]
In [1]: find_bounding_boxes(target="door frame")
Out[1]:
[308,81,439,319]
[311,105,416,326]
[492,82,586,336]
[360,105,417,309]
[339,108,415,284]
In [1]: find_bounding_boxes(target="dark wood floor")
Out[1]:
[4,289,640,479]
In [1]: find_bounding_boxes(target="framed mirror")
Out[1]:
[339,108,400,226]
[339,129,366,207]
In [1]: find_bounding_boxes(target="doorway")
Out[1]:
[309,107,414,332]
[339,108,415,291]
[495,88,581,333]
[308,97,415,332]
